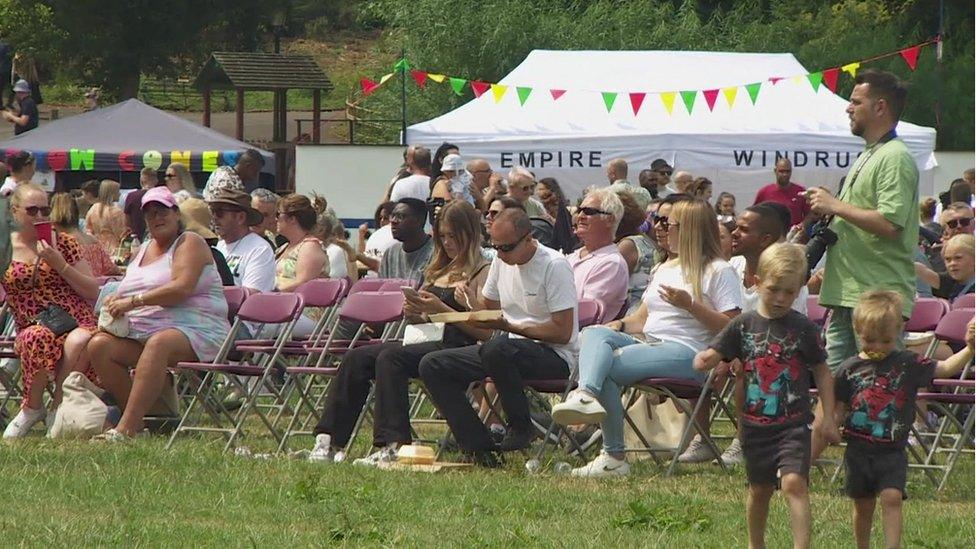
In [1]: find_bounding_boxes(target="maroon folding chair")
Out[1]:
[906,298,950,332]
[578,298,603,329]
[348,277,418,295]
[222,286,251,322]
[952,293,975,310]
[166,292,305,452]
[806,296,828,326]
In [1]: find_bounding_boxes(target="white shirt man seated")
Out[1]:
[207,188,276,293]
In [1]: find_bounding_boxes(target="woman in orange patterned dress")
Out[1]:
[50,192,119,278]
[1,184,101,438]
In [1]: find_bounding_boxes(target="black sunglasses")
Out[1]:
[23,205,51,217]
[653,215,669,226]
[490,231,531,252]
[946,217,973,229]
[578,206,611,217]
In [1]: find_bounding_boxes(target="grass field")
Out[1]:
[0,434,971,547]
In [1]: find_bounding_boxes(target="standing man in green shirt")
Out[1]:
[807,69,919,372]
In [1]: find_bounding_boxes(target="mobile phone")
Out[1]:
[401,286,420,299]
[34,221,53,246]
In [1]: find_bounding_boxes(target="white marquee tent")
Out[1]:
[407,50,937,203]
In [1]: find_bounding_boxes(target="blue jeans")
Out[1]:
[577,326,700,453]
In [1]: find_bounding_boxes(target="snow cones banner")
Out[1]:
[358,38,939,115]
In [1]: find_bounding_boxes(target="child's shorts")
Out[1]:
[843,445,908,500]
[742,422,811,487]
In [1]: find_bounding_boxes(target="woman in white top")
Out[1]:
[552,198,742,477]
[315,207,358,282]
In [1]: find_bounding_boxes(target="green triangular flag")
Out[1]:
[449,77,467,96]
[807,71,823,91]
[680,90,697,114]
[745,82,761,104]
[393,58,410,73]
[516,86,533,106]
[601,92,617,112]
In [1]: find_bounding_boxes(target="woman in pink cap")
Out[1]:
[87,186,230,441]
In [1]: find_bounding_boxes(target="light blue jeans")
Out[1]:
[577,326,701,454]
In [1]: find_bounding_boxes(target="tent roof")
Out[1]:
[195,52,333,91]
[0,99,274,172]
[407,49,935,149]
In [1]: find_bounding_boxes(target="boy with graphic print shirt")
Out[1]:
[695,243,839,549]
[834,290,974,549]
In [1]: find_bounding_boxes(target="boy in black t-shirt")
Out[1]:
[835,290,974,549]
[696,243,839,549]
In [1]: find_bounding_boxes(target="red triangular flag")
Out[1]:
[629,92,646,115]
[822,68,840,92]
[550,89,566,100]
[470,81,491,98]
[899,46,921,70]
[410,70,428,88]
[702,89,719,111]
[769,77,784,85]
[360,78,380,96]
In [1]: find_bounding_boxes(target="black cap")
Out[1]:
[650,158,672,171]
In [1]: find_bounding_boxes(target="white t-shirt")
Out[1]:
[216,232,276,292]
[641,258,742,353]
[363,224,397,277]
[389,174,431,202]
[729,255,808,315]
[482,244,580,368]
[326,242,349,279]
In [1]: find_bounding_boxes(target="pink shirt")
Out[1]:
[753,182,810,226]
[566,243,629,323]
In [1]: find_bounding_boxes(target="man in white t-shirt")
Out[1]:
[207,188,276,293]
[419,209,579,463]
[389,146,432,202]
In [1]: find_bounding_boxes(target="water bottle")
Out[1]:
[524,458,541,474]
[553,462,573,475]
[129,235,141,256]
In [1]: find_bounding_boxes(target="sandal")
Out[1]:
[91,428,131,443]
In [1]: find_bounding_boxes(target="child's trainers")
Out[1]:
[677,434,718,463]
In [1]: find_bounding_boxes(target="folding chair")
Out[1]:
[806,296,828,326]
[906,297,949,332]
[277,291,405,454]
[166,292,305,452]
[951,293,975,310]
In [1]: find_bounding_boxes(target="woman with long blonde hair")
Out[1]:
[163,162,198,202]
[84,179,128,256]
[551,198,743,477]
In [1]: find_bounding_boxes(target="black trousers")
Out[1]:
[418,336,570,452]
[314,340,446,447]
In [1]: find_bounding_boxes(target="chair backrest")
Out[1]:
[952,293,975,311]
[338,291,404,324]
[223,287,250,320]
[934,308,974,345]
[349,277,419,295]
[296,278,345,308]
[906,298,950,332]
[236,293,305,324]
[806,296,828,326]
[578,299,603,329]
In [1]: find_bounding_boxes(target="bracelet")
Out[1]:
[134,293,144,307]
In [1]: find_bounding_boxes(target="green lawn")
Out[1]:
[0,435,971,547]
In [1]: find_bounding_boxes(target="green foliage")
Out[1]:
[360,0,973,149]
[611,500,711,532]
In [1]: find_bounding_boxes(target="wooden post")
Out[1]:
[312,89,321,143]
[235,89,245,140]
[202,88,211,127]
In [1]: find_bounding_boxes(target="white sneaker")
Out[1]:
[571,451,630,478]
[353,444,398,467]
[552,390,606,426]
[308,434,336,463]
[677,435,718,463]
[3,406,46,438]
[718,437,743,466]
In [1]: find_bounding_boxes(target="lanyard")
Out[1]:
[839,129,897,202]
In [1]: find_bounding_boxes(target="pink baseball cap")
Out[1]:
[141,186,176,209]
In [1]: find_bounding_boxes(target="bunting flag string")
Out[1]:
[356,38,939,116]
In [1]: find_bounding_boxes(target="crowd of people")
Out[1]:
[0,68,973,548]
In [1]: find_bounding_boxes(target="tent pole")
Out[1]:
[400,48,407,145]
[236,89,245,140]
[312,89,321,143]
[202,88,211,127]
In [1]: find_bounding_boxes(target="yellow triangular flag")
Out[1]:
[660,92,677,115]
[491,84,508,103]
[841,62,860,77]
[379,73,394,85]
[722,87,738,108]
[427,73,446,83]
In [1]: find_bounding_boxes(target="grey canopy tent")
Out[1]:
[0,98,274,188]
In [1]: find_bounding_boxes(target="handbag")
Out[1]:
[98,307,130,338]
[48,371,107,439]
[622,393,689,461]
[29,257,78,337]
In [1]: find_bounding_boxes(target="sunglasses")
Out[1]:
[656,170,673,176]
[653,215,669,226]
[211,207,241,217]
[486,209,502,219]
[490,231,531,252]
[578,206,611,217]
[22,205,51,217]
[946,217,973,229]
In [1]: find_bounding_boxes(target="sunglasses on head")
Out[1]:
[490,231,530,252]
[946,217,973,229]
[578,206,611,217]
[22,205,50,217]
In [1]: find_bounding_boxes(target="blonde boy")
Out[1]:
[695,243,838,549]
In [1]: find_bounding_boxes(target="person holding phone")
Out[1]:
[308,200,491,465]
[1,183,101,438]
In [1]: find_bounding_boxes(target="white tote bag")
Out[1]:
[49,371,108,439]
